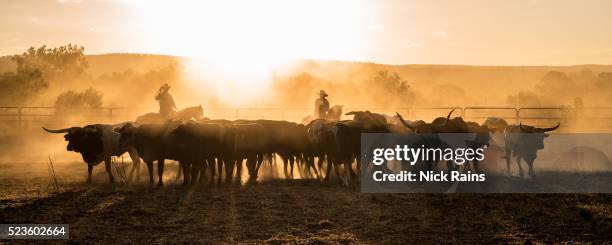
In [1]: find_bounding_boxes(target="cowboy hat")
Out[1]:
[318,90,328,97]
[160,83,171,90]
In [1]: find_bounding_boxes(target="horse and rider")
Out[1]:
[156,83,178,120]
[135,84,203,124]
[302,90,342,124]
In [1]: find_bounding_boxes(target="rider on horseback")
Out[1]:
[314,90,330,119]
[155,83,177,119]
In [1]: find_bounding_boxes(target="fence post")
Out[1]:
[109,108,113,120]
[235,109,239,120]
[515,108,520,124]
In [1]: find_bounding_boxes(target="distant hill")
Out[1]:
[1,53,611,107]
[1,53,610,82]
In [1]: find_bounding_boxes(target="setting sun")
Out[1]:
[124,0,371,104]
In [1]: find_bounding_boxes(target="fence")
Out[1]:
[1,106,612,131]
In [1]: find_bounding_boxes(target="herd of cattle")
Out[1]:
[42,109,560,186]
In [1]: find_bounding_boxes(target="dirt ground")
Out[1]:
[1,161,612,244]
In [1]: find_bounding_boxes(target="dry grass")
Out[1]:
[1,161,612,243]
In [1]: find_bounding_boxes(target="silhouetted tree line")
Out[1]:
[0,44,92,106]
[507,70,612,107]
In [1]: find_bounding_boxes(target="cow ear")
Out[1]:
[345,111,357,115]
[544,133,550,138]
[113,126,123,133]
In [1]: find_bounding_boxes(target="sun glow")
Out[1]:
[128,0,371,105]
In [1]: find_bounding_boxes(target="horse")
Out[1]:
[301,105,343,125]
[135,105,204,124]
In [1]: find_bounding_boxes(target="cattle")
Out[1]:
[395,109,455,134]
[170,121,232,185]
[43,123,141,184]
[329,111,391,185]
[306,119,338,180]
[114,121,183,186]
[395,110,456,170]
[464,121,494,172]
[226,123,269,183]
[483,117,509,133]
[503,122,560,177]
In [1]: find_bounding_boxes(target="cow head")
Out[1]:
[518,122,560,150]
[43,126,103,164]
[395,109,455,134]
[113,123,138,148]
[466,122,495,147]
[346,110,388,132]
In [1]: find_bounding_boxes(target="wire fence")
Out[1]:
[1,106,612,131]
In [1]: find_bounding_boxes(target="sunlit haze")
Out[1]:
[2,0,611,65]
[1,0,612,106]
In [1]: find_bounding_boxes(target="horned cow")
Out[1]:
[503,122,560,177]
[43,123,141,184]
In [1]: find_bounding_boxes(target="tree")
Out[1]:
[506,91,542,107]
[534,71,578,105]
[0,45,88,105]
[55,87,103,110]
[365,70,415,106]
[12,44,88,81]
[0,68,47,105]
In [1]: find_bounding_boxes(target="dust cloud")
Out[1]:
[1,51,612,168]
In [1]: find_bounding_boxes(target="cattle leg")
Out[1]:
[254,154,264,179]
[235,159,244,184]
[145,161,154,186]
[217,158,224,185]
[349,157,358,179]
[282,156,289,178]
[505,147,512,176]
[516,157,524,177]
[127,149,141,183]
[296,156,306,178]
[158,159,165,187]
[208,158,216,185]
[324,158,335,181]
[181,161,190,185]
[87,164,93,184]
[527,159,535,178]
[356,156,361,178]
[175,164,183,181]
[104,158,115,183]
[343,160,351,186]
[190,161,200,185]
[334,160,342,184]
[473,159,481,173]
[319,155,328,180]
[246,156,257,182]
[289,157,295,179]
[308,156,320,180]
[224,158,235,184]
[199,160,208,184]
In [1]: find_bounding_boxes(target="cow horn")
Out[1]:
[519,123,534,133]
[395,112,416,131]
[42,127,74,133]
[435,109,455,127]
[539,122,560,132]
[444,109,454,125]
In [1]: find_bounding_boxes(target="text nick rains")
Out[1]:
[372,170,486,182]
[370,144,487,183]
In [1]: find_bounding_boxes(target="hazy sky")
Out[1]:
[1,0,611,65]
